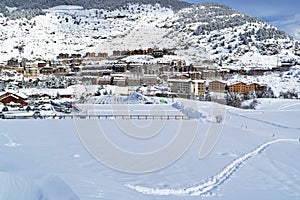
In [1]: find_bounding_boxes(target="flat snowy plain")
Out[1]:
[0,98,299,200]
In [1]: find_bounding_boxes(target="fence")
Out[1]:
[2,113,189,120]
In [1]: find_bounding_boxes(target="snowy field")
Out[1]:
[0,98,300,199]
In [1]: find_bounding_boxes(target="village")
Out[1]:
[0,47,299,119]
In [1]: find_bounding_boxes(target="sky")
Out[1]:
[184,0,300,39]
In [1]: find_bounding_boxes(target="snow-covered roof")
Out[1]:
[208,80,227,84]
[2,90,28,99]
[191,80,206,83]
[167,79,191,83]
[167,79,205,83]
[19,88,73,97]
[0,92,6,97]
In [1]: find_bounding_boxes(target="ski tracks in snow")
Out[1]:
[126,139,299,196]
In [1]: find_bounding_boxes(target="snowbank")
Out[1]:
[0,172,79,200]
[38,175,80,200]
[172,99,214,121]
[172,101,204,119]
[0,172,44,200]
[124,92,155,104]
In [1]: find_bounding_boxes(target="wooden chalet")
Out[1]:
[0,91,28,106]
[228,82,267,95]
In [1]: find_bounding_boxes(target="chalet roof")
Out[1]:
[220,65,274,71]
[218,68,230,72]
[227,81,266,87]
[143,74,158,78]
[227,81,248,86]
[208,80,227,84]
[40,66,54,70]
[192,65,218,70]
[167,79,191,83]
[0,94,25,102]
[110,74,129,77]
[167,79,205,83]
[188,71,201,74]
[0,92,6,97]
[113,76,127,80]
[99,76,111,80]
[0,90,28,99]
[192,80,206,83]
[34,60,46,64]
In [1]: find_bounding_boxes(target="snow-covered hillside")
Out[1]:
[227,65,300,97]
[0,2,299,67]
[0,4,175,61]
[0,98,299,199]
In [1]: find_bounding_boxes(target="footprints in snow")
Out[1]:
[0,134,20,147]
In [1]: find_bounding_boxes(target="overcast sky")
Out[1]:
[184,0,300,39]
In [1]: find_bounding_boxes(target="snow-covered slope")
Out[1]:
[227,65,300,97]
[0,3,298,67]
[162,3,297,67]
[0,99,299,199]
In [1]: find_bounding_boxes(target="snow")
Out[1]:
[5,7,18,13]
[0,171,79,200]
[0,4,300,198]
[19,87,74,98]
[47,5,84,11]
[1,3,295,68]
[0,4,176,61]
[126,139,298,196]
[0,98,299,199]
[0,172,43,200]
[78,103,184,116]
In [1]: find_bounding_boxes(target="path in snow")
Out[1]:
[126,139,299,196]
[227,110,300,130]
[278,102,300,110]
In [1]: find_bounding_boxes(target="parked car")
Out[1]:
[0,111,4,119]
[2,106,8,112]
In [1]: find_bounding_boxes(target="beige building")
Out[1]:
[112,76,127,87]
[127,76,141,87]
[98,76,111,85]
[142,75,158,85]
[168,79,206,99]
[24,63,39,79]
[208,80,227,93]
[192,80,206,97]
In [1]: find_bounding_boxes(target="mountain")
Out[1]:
[162,3,296,66]
[0,2,298,68]
[0,0,190,10]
